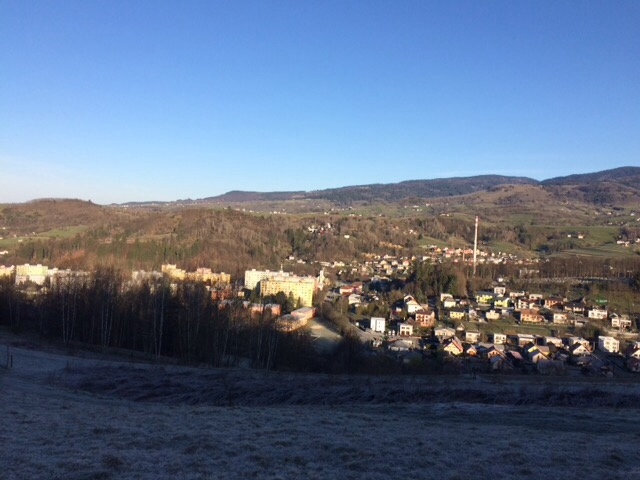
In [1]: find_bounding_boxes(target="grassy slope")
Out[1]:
[2,337,640,480]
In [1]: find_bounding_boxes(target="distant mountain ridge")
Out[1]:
[202,190,307,203]
[304,175,537,203]
[541,166,640,189]
[112,166,639,207]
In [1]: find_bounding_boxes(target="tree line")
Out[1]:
[0,270,323,372]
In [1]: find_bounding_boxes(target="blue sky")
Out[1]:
[1,0,639,204]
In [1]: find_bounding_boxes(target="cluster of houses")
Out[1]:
[437,285,636,331]
[384,329,640,375]
[296,242,539,280]
[354,288,635,340]
[325,278,639,374]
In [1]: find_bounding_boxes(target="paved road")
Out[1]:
[305,317,343,354]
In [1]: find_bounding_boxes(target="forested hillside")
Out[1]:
[2,167,640,277]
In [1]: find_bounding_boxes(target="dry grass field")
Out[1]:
[2,336,640,480]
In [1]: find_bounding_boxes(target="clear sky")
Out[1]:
[1,0,639,204]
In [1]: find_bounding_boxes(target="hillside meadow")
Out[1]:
[2,330,640,480]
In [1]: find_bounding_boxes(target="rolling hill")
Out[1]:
[1,167,639,273]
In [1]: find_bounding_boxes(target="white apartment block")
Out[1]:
[598,336,620,353]
[15,264,50,285]
[370,317,386,333]
[244,269,291,290]
[588,308,608,320]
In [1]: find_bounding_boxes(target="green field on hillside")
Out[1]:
[0,226,87,249]
[417,236,450,249]
[552,244,639,259]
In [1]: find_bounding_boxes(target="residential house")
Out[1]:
[610,314,633,330]
[485,309,501,321]
[573,316,589,328]
[348,293,362,306]
[598,336,620,353]
[434,327,456,342]
[516,334,536,347]
[398,322,414,336]
[440,293,454,302]
[404,295,421,314]
[520,309,545,324]
[415,309,436,328]
[476,291,495,305]
[493,285,507,296]
[526,346,549,364]
[544,297,564,309]
[623,345,640,360]
[448,307,466,321]
[567,337,590,349]
[569,343,590,356]
[484,344,505,358]
[442,297,457,309]
[493,333,507,345]
[465,344,478,356]
[467,307,478,320]
[564,302,585,315]
[443,337,464,356]
[494,296,511,309]
[552,310,570,325]
[465,331,481,344]
[516,298,542,311]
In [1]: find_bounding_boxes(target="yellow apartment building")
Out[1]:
[259,275,315,308]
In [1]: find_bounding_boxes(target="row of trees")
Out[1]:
[0,270,318,372]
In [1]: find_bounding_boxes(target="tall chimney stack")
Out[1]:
[473,216,479,276]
